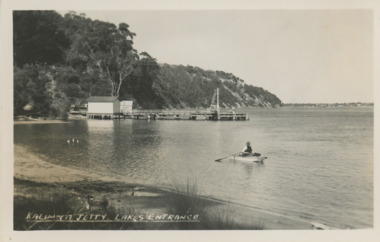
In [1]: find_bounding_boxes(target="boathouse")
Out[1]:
[87,96,120,119]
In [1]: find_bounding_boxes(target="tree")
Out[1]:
[120,52,165,108]
[91,23,139,97]
[62,13,140,98]
[14,65,38,115]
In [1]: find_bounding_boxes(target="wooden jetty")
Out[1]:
[85,89,249,121]
[85,109,249,121]
[127,110,249,121]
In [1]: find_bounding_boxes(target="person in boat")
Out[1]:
[241,141,260,157]
[241,141,253,156]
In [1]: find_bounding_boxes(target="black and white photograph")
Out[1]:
[1,0,379,241]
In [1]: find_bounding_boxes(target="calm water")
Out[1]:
[14,107,374,229]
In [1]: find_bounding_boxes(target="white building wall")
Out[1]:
[88,102,114,114]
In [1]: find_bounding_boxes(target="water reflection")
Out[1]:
[85,120,165,181]
[86,120,115,175]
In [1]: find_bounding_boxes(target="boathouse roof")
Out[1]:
[87,96,119,102]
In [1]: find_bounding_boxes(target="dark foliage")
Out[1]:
[13,11,70,67]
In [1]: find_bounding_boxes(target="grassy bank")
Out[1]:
[14,176,265,230]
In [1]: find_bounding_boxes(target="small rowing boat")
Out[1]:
[215,152,267,163]
[230,154,267,164]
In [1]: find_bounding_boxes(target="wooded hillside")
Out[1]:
[13,11,282,118]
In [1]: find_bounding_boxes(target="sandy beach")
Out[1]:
[14,144,312,230]
[13,114,88,125]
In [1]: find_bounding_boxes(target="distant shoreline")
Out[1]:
[282,102,373,107]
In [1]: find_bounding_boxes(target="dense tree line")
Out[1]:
[13,11,282,118]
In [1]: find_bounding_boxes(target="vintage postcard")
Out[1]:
[1,0,379,241]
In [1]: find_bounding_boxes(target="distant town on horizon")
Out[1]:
[283,102,373,108]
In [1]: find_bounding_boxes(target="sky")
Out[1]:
[58,9,374,104]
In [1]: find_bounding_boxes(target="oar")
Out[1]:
[215,152,241,162]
